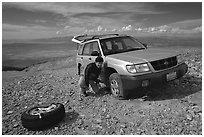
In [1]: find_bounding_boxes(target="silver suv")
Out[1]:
[72,34,188,99]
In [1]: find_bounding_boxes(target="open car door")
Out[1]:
[72,34,102,75]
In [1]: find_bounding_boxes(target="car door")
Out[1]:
[80,41,101,74]
[76,43,84,74]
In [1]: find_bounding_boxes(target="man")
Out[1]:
[78,56,104,96]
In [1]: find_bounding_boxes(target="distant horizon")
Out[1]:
[2,31,202,41]
[2,2,202,40]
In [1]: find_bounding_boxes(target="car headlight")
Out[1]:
[126,63,150,73]
[126,65,137,73]
[177,54,184,64]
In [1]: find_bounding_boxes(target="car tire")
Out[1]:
[109,73,128,100]
[21,103,65,130]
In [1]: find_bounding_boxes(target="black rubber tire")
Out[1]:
[109,73,128,100]
[21,103,65,130]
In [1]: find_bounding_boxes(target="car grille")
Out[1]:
[150,56,177,71]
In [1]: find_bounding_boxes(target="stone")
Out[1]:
[150,130,158,135]
[96,119,102,124]
[7,111,13,115]
[120,124,127,128]
[106,115,111,119]
[186,114,193,121]
[13,123,19,128]
[102,108,106,112]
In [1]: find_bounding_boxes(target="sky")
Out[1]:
[2,2,202,40]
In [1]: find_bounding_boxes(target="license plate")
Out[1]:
[166,72,177,81]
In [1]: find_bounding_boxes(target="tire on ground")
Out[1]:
[21,103,65,130]
[109,73,128,100]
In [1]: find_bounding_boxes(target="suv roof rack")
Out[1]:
[92,34,119,39]
[72,33,122,44]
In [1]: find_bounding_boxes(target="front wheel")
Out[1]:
[109,73,128,100]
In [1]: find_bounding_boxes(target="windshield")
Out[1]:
[100,36,145,55]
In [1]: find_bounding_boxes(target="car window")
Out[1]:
[113,40,123,50]
[82,43,92,55]
[92,41,100,55]
[123,37,142,48]
[82,41,101,56]
[100,36,145,55]
[105,41,112,50]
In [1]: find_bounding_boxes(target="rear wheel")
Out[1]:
[109,73,128,99]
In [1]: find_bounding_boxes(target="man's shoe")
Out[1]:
[84,92,88,97]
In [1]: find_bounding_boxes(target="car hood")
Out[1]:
[107,48,179,64]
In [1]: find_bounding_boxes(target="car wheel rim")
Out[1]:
[110,79,120,96]
[29,104,57,115]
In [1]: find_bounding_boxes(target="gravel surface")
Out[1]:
[2,49,202,135]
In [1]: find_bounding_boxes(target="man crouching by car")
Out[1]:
[78,56,104,97]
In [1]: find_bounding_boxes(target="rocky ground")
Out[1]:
[2,48,202,135]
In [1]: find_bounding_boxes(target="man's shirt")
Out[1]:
[84,63,101,87]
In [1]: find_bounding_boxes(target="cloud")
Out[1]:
[3,3,201,38]
[156,19,202,34]
[64,26,70,31]
[56,31,61,35]
[121,25,132,31]
[34,19,47,23]
[168,19,202,30]
[4,3,110,17]
[131,19,202,34]
[3,24,27,32]
[97,26,103,31]
[5,2,163,16]
[4,2,164,34]
[192,26,202,32]
[81,18,202,35]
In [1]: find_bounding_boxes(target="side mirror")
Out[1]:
[91,51,99,56]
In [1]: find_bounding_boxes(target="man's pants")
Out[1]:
[78,76,99,94]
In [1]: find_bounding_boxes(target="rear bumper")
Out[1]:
[120,63,188,90]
